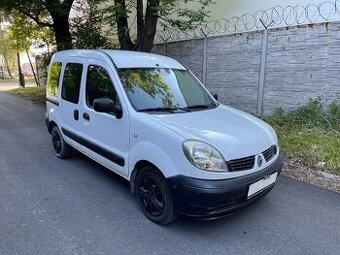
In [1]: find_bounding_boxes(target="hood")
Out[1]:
[147,105,276,160]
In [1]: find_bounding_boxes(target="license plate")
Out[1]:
[247,172,278,198]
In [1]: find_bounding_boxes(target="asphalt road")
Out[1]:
[1,92,340,255]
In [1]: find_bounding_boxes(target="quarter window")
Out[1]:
[47,62,62,97]
[86,65,119,107]
[61,63,83,104]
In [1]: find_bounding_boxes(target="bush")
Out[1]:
[265,97,340,174]
[267,97,340,134]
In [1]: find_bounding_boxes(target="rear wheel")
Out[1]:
[135,166,177,225]
[51,126,72,159]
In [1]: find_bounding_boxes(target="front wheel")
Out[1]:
[51,126,72,159]
[135,166,177,225]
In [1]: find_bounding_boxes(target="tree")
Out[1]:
[7,12,54,86]
[104,0,213,52]
[0,30,16,78]
[0,0,74,50]
[71,1,114,49]
[8,11,55,51]
[0,10,15,78]
[0,0,213,52]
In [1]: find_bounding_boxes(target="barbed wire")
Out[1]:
[155,0,340,43]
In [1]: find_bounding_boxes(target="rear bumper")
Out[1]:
[167,155,283,219]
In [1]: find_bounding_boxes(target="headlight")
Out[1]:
[183,140,228,172]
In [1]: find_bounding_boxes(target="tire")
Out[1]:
[135,166,177,225]
[51,126,72,159]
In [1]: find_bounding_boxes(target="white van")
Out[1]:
[46,50,283,224]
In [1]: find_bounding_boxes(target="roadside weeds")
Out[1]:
[7,86,46,104]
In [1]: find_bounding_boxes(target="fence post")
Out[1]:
[257,30,268,116]
[159,35,168,56]
[257,19,274,116]
[201,29,208,86]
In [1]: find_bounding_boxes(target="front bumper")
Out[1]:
[167,155,283,219]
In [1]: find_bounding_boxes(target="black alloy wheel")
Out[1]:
[138,174,165,217]
[135,166,177,225]
[51,126,72,158]
[52,131,62,154]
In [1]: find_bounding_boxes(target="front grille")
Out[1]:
[262,145,277,162]
[227,156,255,172]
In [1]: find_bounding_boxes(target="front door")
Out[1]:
[77,61,129,177]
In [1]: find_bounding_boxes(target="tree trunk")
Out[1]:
[17,52,25,87]
[46,0,73,51]
[3,54,13,79]
[139,0,160,52]
[134,0,144,49]
[26,49,39,86]
[51,15,73,50]
[114,0,134,50]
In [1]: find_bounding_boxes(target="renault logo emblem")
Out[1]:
[257,155,263,167]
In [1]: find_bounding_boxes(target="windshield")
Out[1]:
[118,68,217,113]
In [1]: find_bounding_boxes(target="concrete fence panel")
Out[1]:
[154,21,340,115]
[206,32,262,113]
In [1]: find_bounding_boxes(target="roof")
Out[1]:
[52,49,186,70]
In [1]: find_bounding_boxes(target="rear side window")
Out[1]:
[86,65,119,107]
[61,63,83,104]
[47,62,62,97]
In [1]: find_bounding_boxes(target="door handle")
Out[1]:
[74,110,79,121]
[83,112,90,121]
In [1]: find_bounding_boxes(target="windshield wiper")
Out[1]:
[138,107,180,112]
[183,104,212,110]
[138,105,212,113]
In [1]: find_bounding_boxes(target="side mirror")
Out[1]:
[93,98,122,119]
[213,93,218,101]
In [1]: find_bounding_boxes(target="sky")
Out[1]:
[206,0,335,20]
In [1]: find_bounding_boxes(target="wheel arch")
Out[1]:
[48,120,58,134]
[130,160,164,194]
[128,142,180,193]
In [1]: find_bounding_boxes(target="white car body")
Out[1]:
[46,49,283,222]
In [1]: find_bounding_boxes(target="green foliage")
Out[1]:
[0,0,73,50]
[0,21,16,78]
[157,0,215,31]
[265,97,340,174]
[267,97,340,134]
[329,101,340,127]
[37,52,52,67]
[7,13,31,50]
[0,1,52,27]
[0,9,55,53]
[71,2,114,49]
[103,3,131,25]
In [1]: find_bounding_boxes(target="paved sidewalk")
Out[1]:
[0,80,36,91]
